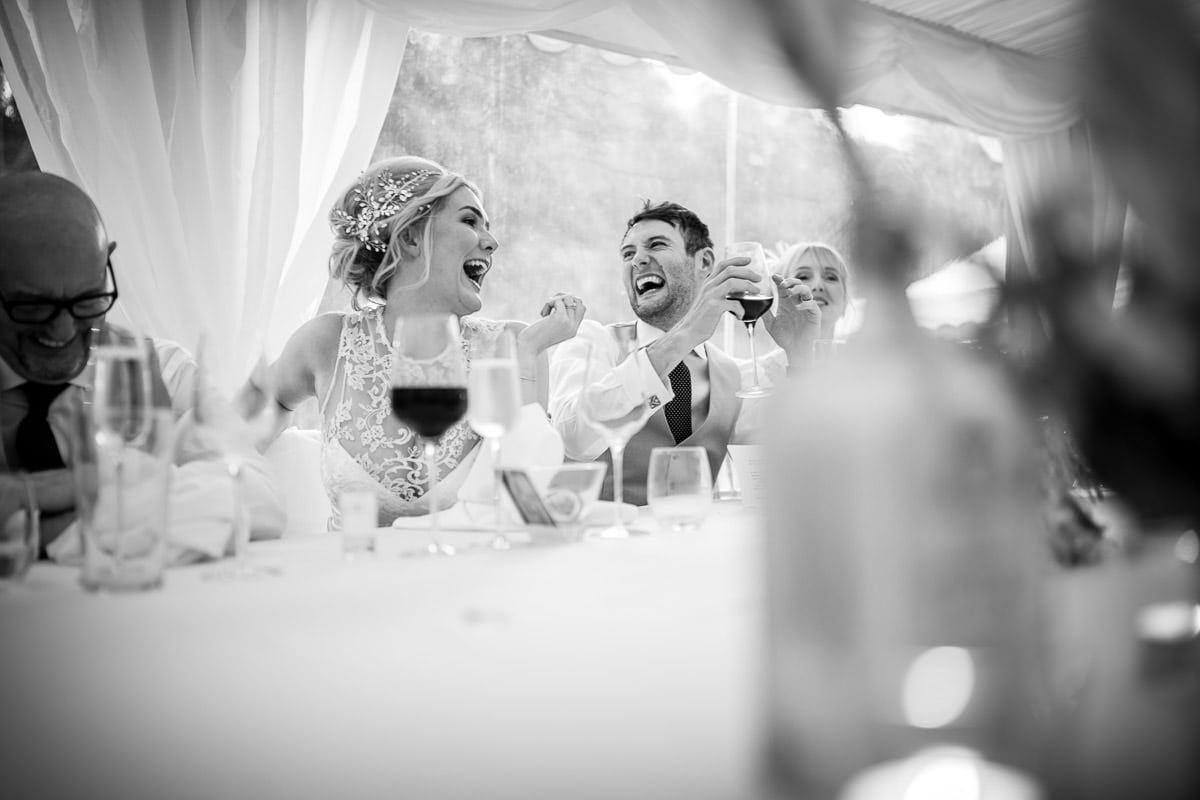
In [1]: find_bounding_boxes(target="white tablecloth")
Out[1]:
[0,504,765,800]
[4,503,1195,800]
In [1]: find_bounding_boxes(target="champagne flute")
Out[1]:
[90,326,153,568]
[91,325,153,447]
[391,313,469,557]
[725,242,775,398]
[467,331,522,550]
[577,323,653,538]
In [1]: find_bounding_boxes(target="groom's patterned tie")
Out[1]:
[664,361,692,444]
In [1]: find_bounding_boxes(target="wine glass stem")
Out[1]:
[490,436,506,545]
[114,452,126,566]
[611,440,626,533]
[230,460,247,563]
[746,321,761,387]
[424,438,441,551]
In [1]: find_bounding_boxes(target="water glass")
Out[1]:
[75,408,175,592]
[0,477,39,585]
[646,446,713,532]
[339,489,378,558]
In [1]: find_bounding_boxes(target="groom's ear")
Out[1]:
[696,247,715,278]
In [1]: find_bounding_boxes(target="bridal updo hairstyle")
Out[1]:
[329,156,480,309]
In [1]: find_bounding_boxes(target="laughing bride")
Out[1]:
[259,157,584,528]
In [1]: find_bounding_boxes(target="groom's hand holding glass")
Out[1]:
[639,254,763,379]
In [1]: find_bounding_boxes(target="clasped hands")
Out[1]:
[518,291,587,356]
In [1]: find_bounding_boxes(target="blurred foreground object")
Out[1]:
[762,192,1045,797]
[757,2,1199,798]
[1011,0,1200,531]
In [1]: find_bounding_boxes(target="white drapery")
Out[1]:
[1002,125,1127,310]
[2,0,1103,391]
[0,0,408,389]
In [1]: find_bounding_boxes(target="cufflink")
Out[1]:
[649,395,661,409]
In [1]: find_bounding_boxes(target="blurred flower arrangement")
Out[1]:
[754,0,1200,565]
[996,0,1200,547]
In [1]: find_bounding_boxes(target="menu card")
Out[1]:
[726,444,765,511]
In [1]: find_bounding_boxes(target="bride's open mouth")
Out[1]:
[463,258,490,289]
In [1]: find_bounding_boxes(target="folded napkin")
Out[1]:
[457,403,564,505]
[390,499,638,531]
[390,503,483,531]
[48,459,237,567]
[581,500,639,527]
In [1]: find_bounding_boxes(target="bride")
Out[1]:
[263,156,584,527]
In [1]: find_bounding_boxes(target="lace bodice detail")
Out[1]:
[320,307,506,527]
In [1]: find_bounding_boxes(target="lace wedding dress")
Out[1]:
[319,306,506,528]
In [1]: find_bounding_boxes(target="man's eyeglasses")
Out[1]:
[0,259,119,324]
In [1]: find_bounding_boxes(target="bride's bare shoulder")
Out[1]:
[280,312,347,363]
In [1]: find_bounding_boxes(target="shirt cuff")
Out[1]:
[630,346,671,410]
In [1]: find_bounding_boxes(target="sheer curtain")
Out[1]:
[0,0,408,390]
[1002,124,1127,309]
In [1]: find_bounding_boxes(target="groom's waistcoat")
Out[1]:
[597,343,742,506]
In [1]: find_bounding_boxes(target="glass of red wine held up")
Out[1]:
[725,241,774,398]
[390,313,469,556]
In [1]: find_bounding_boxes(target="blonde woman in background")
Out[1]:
[775,242,851,341]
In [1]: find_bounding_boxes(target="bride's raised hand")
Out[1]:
[520,292,586,354]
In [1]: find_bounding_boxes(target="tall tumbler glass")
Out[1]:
[76,327,173,591]
[75,407,175,592]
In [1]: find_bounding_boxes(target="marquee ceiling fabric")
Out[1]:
[860,0,1087,60]
[530,0,1082,135]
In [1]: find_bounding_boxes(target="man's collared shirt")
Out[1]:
[549,319,786,461]
[0,340,285,539]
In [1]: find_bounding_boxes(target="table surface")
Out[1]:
[1,503,1196,800]
[1,504,766,800]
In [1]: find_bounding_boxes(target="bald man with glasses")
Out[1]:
[0,171,283,557]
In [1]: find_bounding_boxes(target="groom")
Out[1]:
[549,200,820,505]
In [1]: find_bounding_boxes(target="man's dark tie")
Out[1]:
[17,382,69,471]
[664,361,692,444]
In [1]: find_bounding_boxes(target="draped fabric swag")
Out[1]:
[0,0,1107,389]
[0,0,409,388]
[1002,126,1127,306]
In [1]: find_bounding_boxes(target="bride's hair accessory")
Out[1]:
[331,168,439,252]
